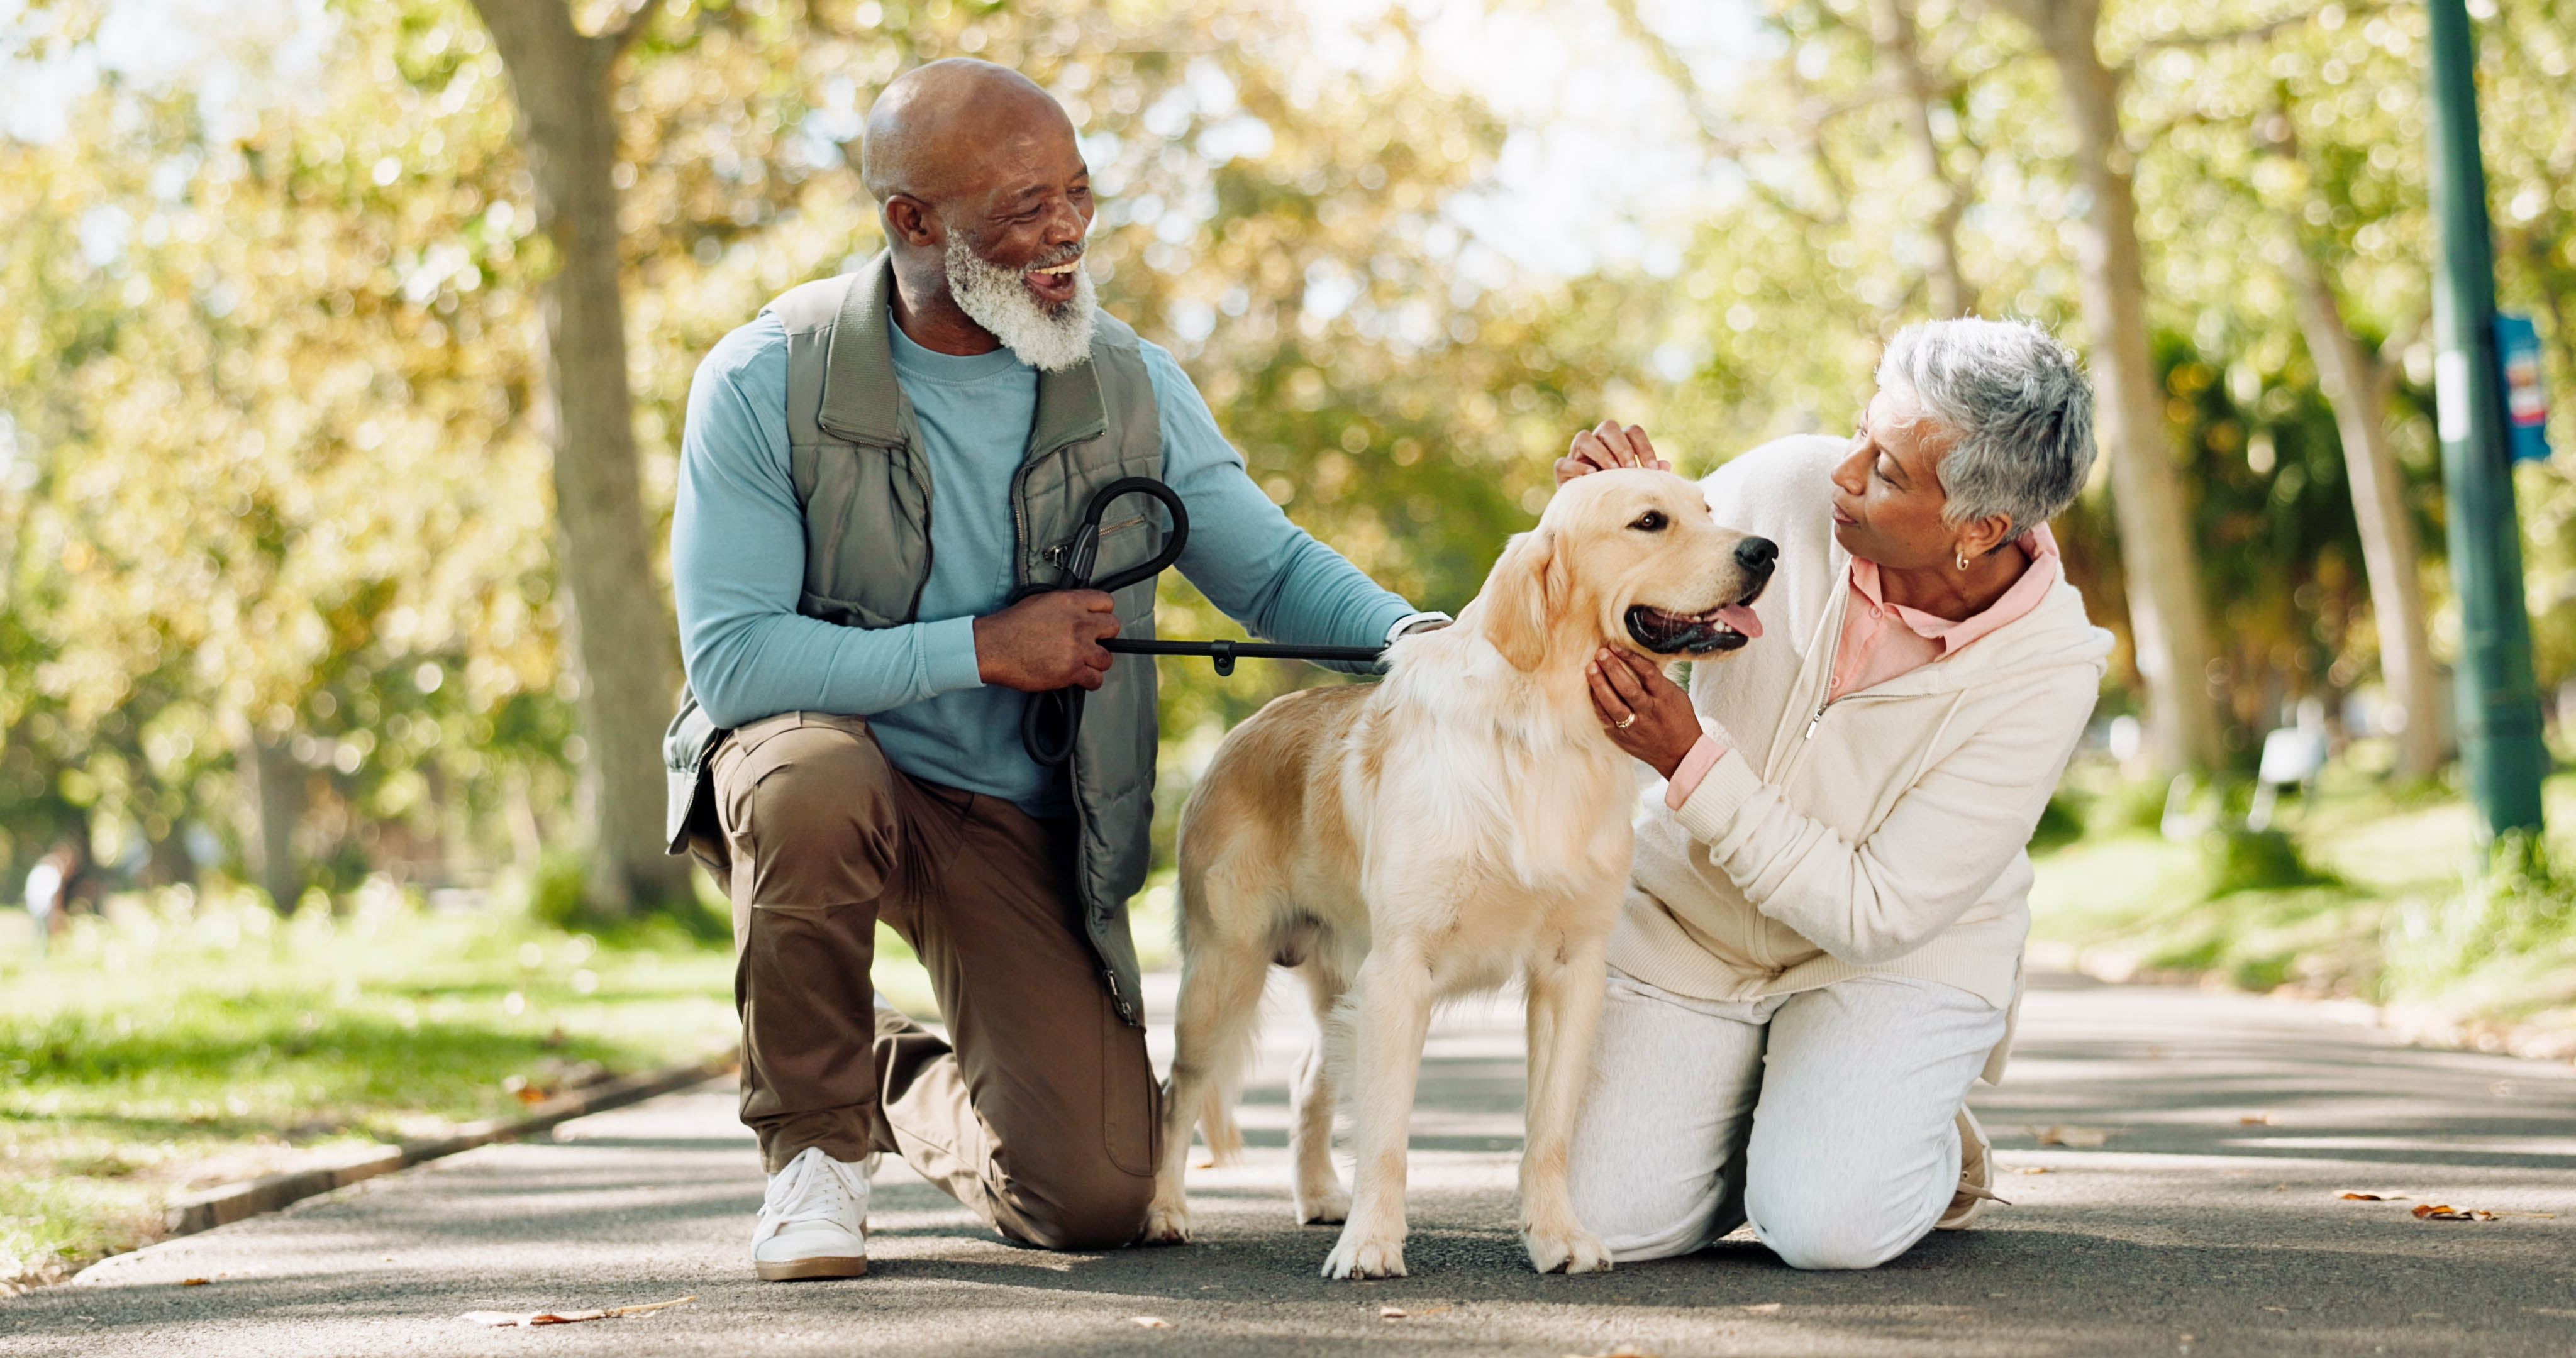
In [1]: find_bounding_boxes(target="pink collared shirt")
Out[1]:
[1664,525,2064,807]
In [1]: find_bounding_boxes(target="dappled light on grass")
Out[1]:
[2029,762,2576,1056]
[0,883,736,1286]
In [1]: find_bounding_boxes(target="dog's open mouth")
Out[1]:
[1626,602,1764,654]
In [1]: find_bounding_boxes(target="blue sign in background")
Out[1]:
[2498,312,2551,463]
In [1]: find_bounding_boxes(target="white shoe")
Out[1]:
[1936,1105,2005,1230]
[753,1147,870,1280]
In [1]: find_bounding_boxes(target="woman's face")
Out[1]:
[1829,386,1958,570]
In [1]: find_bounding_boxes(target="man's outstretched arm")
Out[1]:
[1140,342,1443,664]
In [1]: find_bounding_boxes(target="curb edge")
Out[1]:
[158,1051,740,1239]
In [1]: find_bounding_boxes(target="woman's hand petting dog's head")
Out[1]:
[1557,419,1671,486]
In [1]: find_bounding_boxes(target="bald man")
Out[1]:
[665,59,1447,1279]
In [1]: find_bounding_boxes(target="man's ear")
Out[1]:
[1477,528,1567,671]
[884,195,939,248]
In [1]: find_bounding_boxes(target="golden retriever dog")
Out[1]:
[1142,468,1775,1279]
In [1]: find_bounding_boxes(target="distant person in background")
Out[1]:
[22,841,84,956]
[663,58,1446,1281]
[1559,317,2111,1270]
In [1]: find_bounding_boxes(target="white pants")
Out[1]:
[1565,969,2006,1270]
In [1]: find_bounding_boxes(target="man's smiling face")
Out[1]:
[865,60,1101,368]
[945,115,1094,315]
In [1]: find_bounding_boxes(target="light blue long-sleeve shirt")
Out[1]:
[673,308,1416,816]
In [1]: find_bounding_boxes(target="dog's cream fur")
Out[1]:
[1143,469,1770,1279]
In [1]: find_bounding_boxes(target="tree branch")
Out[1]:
[597,0,655,56]
[2124,1,2399,63]
[2373,309,2425,403]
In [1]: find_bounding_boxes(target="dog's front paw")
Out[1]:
[1294,1181,1350,1225]
[1320,1224,1407,1279]
[1523,1225,1613,1275]
[1140,1193,1192,1245]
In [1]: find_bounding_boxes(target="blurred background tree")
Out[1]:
[3,0,2573,922]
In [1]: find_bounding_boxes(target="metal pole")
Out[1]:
[2428,0,2546,836]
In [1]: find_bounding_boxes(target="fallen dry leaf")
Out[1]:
[1379,1307,1406,1319]
[2028,1125,2112,1148]
[1131,1316,1171,1328]
[2339,1191,2409,1201]
[179,1278,209,1287]
[459,1295,695,1328]
[2262,1306,2288,1314]
[1741,1302,1783,1314]
[2238,1112,2277,1125]
[2012,1166,2051,1175]
[2406,1205,2553,1222]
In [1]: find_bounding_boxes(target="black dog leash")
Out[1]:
[1019,477,1388,766]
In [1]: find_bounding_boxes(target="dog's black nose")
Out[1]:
[1735,537,1779,574]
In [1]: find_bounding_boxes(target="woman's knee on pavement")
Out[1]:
[1567,1159,1722,1262]
[1743,1176,1933,1271]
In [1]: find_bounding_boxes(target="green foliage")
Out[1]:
[2028,790,2087,853]
[519,848,592,930]
[2383,829,2576,1003]
[2204,824,2336,897]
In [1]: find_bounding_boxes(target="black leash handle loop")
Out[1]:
[1022,479,1191,768]
[1015,476,1398,768]
[1080,477,1189,595]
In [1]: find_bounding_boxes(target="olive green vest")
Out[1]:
[665,252,1166,1024]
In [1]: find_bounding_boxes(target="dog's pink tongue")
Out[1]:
[1716,604,1763,638]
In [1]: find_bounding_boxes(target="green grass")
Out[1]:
[2029,757,2576,1030]
[0,880,821,1288]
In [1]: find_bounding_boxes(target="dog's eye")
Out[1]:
[1628,511,1668,533]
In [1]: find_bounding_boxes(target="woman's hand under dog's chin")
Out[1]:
[1587,648,1702,779]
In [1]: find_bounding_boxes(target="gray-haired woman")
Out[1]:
[1556,317,2112,1269]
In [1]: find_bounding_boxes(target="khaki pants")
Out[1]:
[711,712,1160,1250]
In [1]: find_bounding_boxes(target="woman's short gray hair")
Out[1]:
[1875,317,2096,540]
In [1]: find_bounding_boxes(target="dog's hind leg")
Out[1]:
[1142,880,1273,1245]
[1287,954,1351,1225]
[1319,945,1433,1279]
[1517,932,1614,1274]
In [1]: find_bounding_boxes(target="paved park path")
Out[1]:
[8,971,2575,1357]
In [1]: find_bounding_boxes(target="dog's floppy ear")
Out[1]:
[1477,527,1568,671]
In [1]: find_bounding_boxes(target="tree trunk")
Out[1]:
[2006,0,2225,772]
[469,0,689,915]
[243,733,306,910]
[1870,0,1972,318]
[2284,249,2443,778]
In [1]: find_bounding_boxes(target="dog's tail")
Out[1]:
[1169,857,1268,1169]
[1197,1063,1246,1165]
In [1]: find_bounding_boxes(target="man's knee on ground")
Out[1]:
[1002,1167,1155,1252]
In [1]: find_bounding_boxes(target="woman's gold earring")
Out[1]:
[1955,546,1972,571]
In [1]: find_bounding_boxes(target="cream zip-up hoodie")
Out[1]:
[1607,436,2112,1080]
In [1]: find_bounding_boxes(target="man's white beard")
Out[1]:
[943,233,1097,372]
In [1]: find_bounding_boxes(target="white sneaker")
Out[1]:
[753,1147,870,1280]
[1936,1105,2006,1230]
